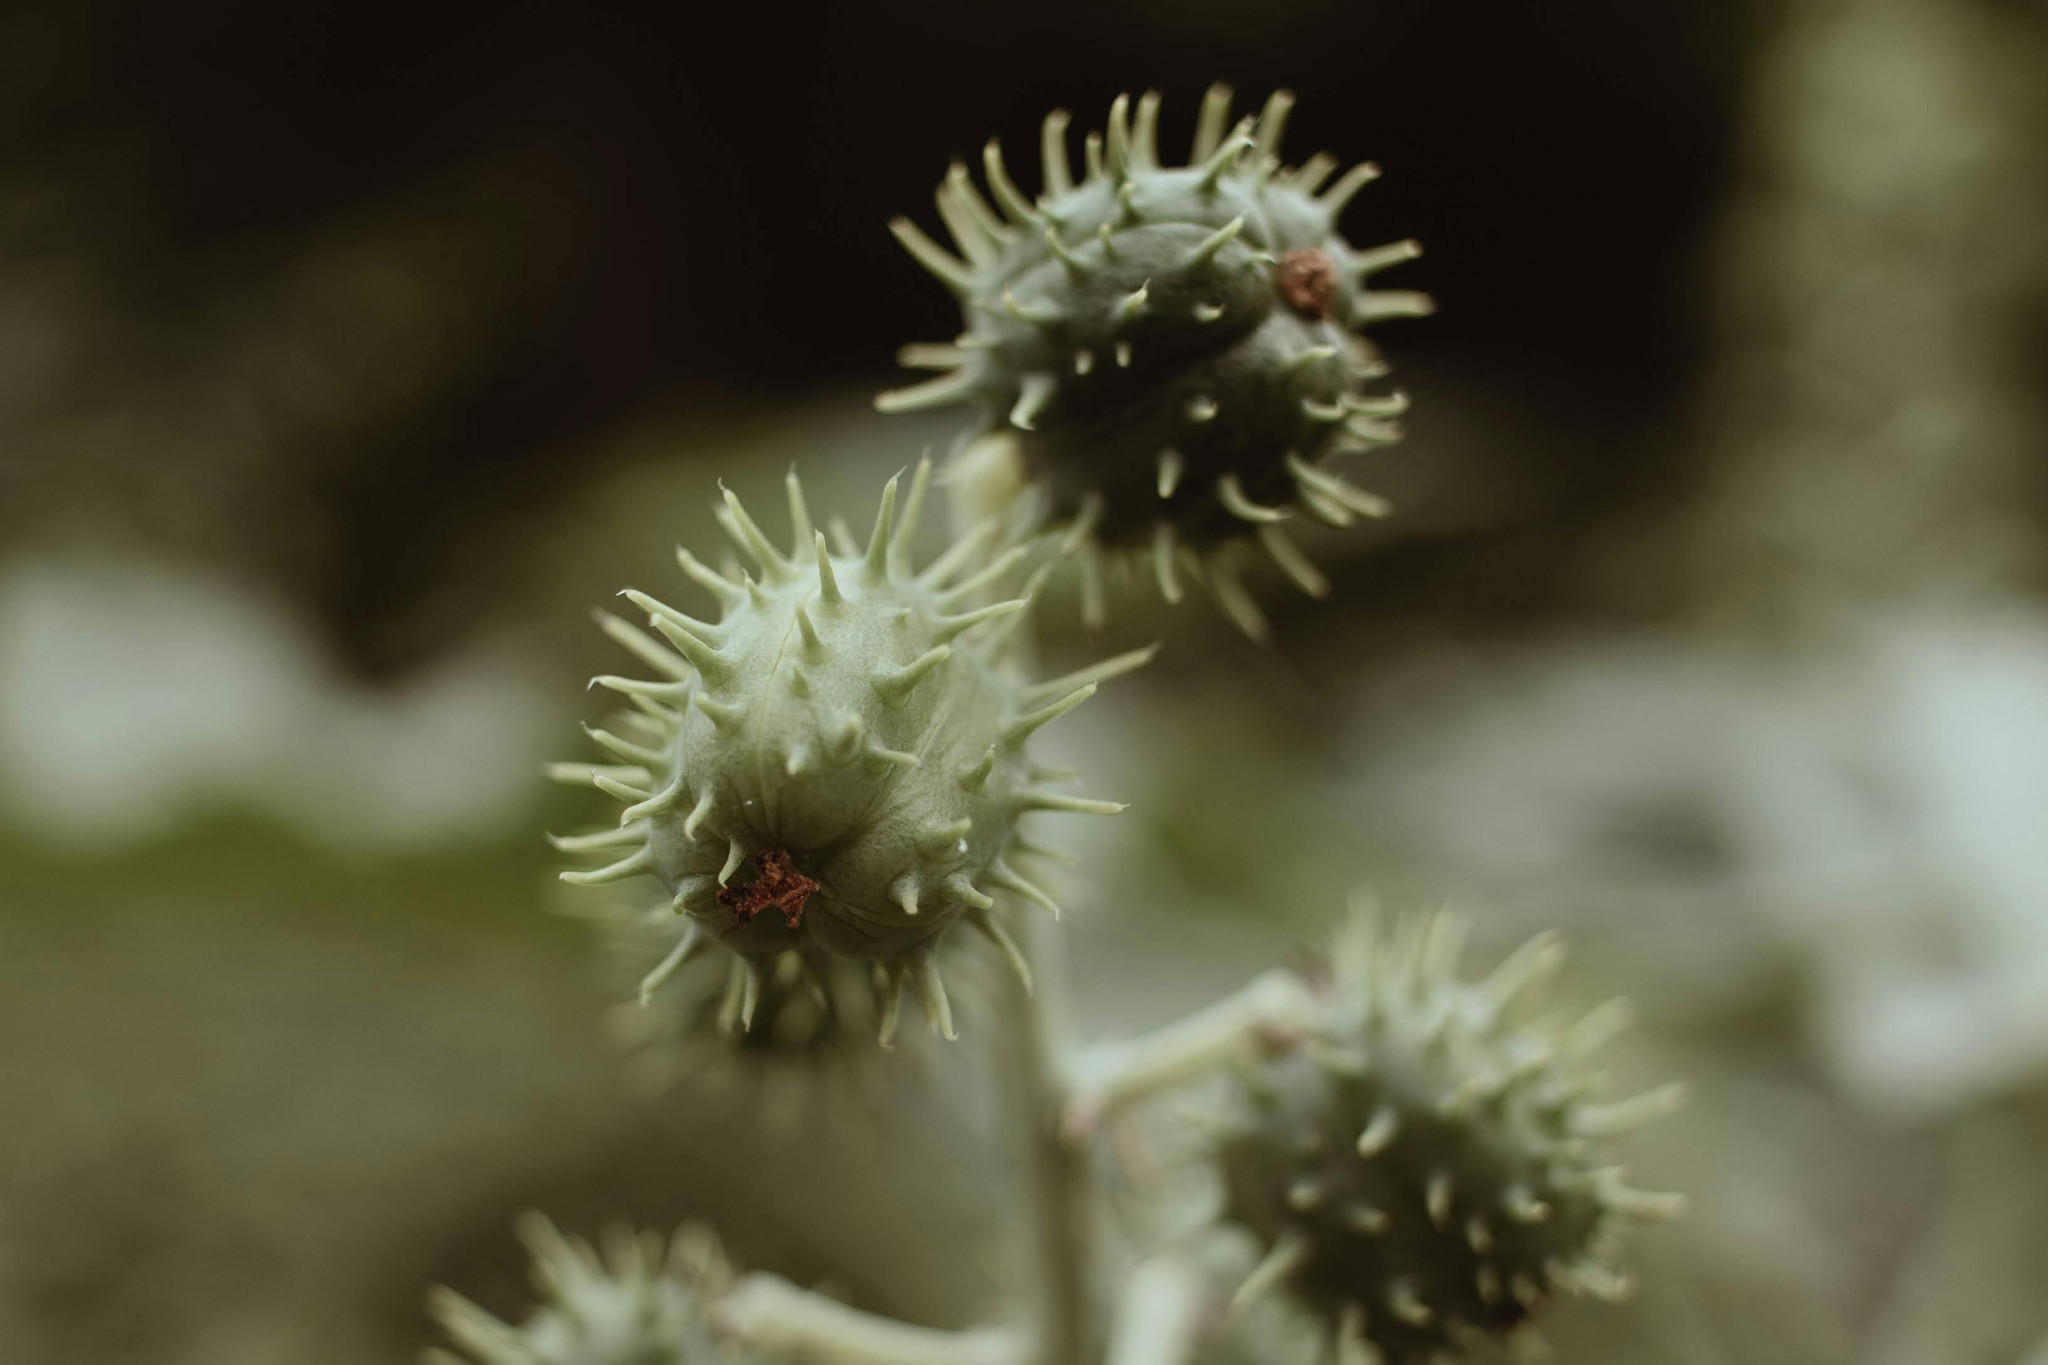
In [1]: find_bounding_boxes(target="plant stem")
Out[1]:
[1005,904,1092,1365]
[722,1273,1031,1365]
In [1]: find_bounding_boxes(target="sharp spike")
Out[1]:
[1217,474,1286,524]
[1010,373,1057,430]
[891,873,921,918]
[897,341,966,370]
[738,958,766,1032]
[545,761,651,791]
[863,470,901,580]
[1574,1082,1690,1138]
[1183,216,1246,270]
[1302,395,1346,423]
[888,217,975,293]
[866,741,920,769]
[1321,162,1382,218]
[1186,394,1219,424]
[1351,238,1424,277]
[941,162,1008,258]
[1010,833,1079,866]
[1482,930,1566,1014]
[1002,683,1095,746]
[966,906,1033,992]
[801,536,841,608]
[827,516,859,559]
[1044,225,1089,276]
[1073,348,1094,374]
[718,837,746,886]
[1287,1179,1324,1212]
[911,950,957,1039]
[638,926,706,1004]
[1193,302,1225,323]
[1427,1171,1455,1228]
[942,874,994,910]
[1015,789,1125,816]
[547,824,645,853]
[1105,93,1132,176]
[936,546,1028,606]
[1153,523,1182,603]
[1347,1203,1390,1235]
[1198,122,1257,190]
[1288,151,1338,194]
[1000,286,1061,325]
[875,966,906,1047]
[593,610,690,682]
[931,596,1029,643]
[1285,345,1341,375]
[1230,1231,1310,1317]
[917,817,972,856]
[693,691,745,730]
[1596,1176,1688,1222]
[1078,543,1104,629]
[1565,998,1636,1056]
[877,367,978,414]
[826,713,864,765]
[1131,90,1162,168]
[917,516,1002,591]
[1041,109,1074,197]
[1095,220,1117,261]
[1084,130,1104,182]
[1114,339,1133,368]
[1502,1184,1552,1224]
[1112,281,1150,326]
[1288,454,1392,519]
[982,140,1038,224]
[1357,1105,1399,1156]
[1191,84,1233,163]
[591,773,653,805]
[1060,493,1105,556]
[792,600,825,662]
[1151,451,1184,501]
[682,787,715,841]
[581,723,664,767]
[1208,551,1270,642]
[1385,1278,1431,1327]
[1258,525,1330,598]
[588,675,688,709]
[559,846,654,886]
[619,588,723,645]
[958,746,996,792]
[985,859,1060,918]
[1254,89,1294,162]
[1345,390,1410,418]
[674,546,746,611]
[1019,644,1158,706]
[1466,1216,1494,1254]
[1354,289,1436,322]
[646,614,733,683]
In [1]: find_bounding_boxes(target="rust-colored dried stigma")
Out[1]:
[1276,247,1339,319]
[717,848,820,930]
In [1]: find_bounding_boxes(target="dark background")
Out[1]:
[0,0,1753,668]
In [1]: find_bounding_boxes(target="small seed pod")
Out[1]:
[548,462,1151,1042]
[1217,909,1687,1364]
[882,85,1429,637]
[428,1214,749,1365]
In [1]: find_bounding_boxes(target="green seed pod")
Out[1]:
[882,85,1429,637]
[428,1214,751,1365]
[1217,909,1686,1364]
[548,463,1150,1042]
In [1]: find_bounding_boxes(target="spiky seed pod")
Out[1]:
[428,1214,753,1365]
[1217,909,1687,1364]
[882,85,1429,635]
[549,462,1149,1042]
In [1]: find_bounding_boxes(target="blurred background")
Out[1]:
[4,0,2048,1360]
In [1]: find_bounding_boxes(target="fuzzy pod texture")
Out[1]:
[1217,908,1687,1364]
[428,1214,752,1365]
[882,85,1429,637]
[548,463,1148,1042]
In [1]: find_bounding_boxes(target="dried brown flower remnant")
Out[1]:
[1275,247,1339,318]
[718,848,820,929]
